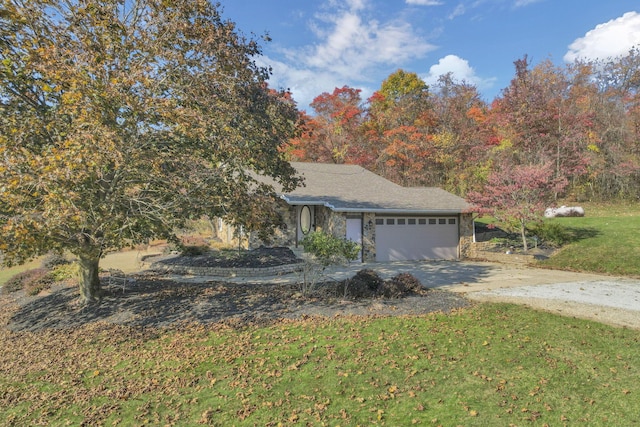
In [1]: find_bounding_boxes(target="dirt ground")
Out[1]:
[98,248,640,331]
[3,246,639,331]
[2,274,470,332]
[2,247,470,332]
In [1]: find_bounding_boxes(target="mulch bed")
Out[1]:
[1,247,471,333]
[153,247,302,268]
[2,276,470,333]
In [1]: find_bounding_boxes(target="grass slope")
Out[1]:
[538,202,640,276]
[1,305,639,426]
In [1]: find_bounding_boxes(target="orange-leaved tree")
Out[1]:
[0,0,301,304]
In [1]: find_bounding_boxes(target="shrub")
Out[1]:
[41,252,71,269]
[380,273,424,298]
[529,222,573,247]
[301,231,360,266]
[49,263,80,282]
[2,268,52,295]
[180,245,210,257]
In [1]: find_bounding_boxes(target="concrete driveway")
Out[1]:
[254,260,640,330]
[350,260,640,330]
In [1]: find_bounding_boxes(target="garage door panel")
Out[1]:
[375,218,458,261]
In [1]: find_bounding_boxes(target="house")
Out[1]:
[249,162,475,262]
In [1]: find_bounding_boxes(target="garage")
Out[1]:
[375,217,459,261]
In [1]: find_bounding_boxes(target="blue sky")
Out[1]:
[220,0,640,110]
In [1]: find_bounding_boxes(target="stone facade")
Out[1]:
[362,212,376,262]
[248,200,297,249]
[248,206,475,262]
[314,206,346,237]
[313,206,331,235]
[458,213,474,259]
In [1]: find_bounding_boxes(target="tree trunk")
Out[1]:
[520,221,528,252]
[78,254,102,304]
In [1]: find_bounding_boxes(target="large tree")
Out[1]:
[0,0,301,303]
[489,57,591,190]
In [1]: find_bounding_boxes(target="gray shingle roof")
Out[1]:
[280,162,471,214]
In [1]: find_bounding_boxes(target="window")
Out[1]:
[448,218,456,225]
[386,218,395,225]
[408,219,416,225]
[418,219,427,225]
[397,218,406,225]
[439,218,447,225]
[300,205,312,235]
[375,218,384,225]
[429,218,437,225]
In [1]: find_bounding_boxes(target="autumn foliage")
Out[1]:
[467,163,568,251]
[0,0,301,303]
[288,53,640,235]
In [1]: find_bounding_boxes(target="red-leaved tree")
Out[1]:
[467,163,567,251]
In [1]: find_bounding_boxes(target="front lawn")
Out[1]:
[537,202,640,276]
[1,304,638,426]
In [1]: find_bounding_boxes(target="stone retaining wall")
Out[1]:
[151,262,303,278]
[470,250,537,265]
[469,242,537,265]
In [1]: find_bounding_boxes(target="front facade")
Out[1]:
[250,162,474,263]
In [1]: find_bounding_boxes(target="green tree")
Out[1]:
[369,69,432,128]
[0,0,301,304]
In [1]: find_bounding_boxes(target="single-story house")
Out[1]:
[248,162,474,262]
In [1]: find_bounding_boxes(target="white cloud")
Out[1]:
[448,4,466,20]
[263,0,436,108]
[513,0,544,8]
[422,54,496,90]
[305,5,435,77]
[262,57,337,109]
[405,0,443,5]
[564,11,640,62]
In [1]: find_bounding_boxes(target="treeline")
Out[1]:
[286,50,640,201]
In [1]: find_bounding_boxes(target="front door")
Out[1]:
[346,217,363,262]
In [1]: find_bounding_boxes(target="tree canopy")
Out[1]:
[467,162,568,251]
[0,0,301,303]
[289,50,640,216]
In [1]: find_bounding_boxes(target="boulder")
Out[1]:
[544,206,585,218]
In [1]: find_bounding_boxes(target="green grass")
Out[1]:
[1,305,638,426]
[1,202,639,425]
[537,202,640,276]
[0,259,41,289]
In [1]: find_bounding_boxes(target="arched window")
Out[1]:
[300,205,312,235]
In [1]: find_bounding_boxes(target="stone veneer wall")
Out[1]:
[469,242,536,265]
[152,262,303,277]
[328,211,347,237]
[248,200,297,249]
[458,213,474,259]
[362,212,376,262]
[313,206,328,234]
